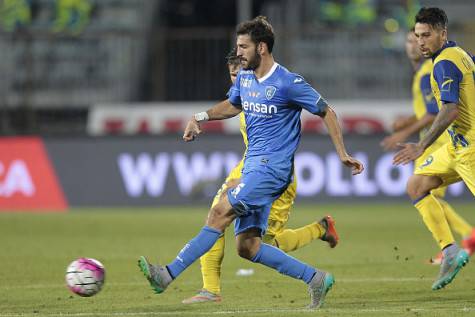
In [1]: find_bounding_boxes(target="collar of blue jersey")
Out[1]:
[256,62,279,83]
[431,41,457,61]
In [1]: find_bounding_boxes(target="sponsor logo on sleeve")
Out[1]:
[441,76,453,92]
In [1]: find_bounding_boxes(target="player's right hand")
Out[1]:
[393,142,424,165]
[183,118,202,142]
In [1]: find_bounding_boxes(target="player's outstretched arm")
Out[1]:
[183,99,242,142]
[322,106,364,175]
[393,103,458,165]
[206,99,242,120]
[419,103,458,150]
[381,113,435,151]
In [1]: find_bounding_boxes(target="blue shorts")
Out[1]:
[227,167,289,236]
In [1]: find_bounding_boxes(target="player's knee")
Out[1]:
[207,203,235,231]
[236,244,254,260]
[207,207,227,230]
[406,175,441,200]
[237,242,261,260]
[407,175,424,200]
[236,235,261,260]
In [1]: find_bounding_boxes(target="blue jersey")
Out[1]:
[228,63,327,177]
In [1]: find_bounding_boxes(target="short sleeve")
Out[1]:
[419,74,438,114]
[433,60,463,104]
[287,75,328,116]
[228,72,242,107]
[225,87,232,98]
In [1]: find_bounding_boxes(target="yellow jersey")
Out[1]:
[430,41,475,149]
[239,112,248,148]
[412,59,449,146]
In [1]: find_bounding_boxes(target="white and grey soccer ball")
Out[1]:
[65,258,105,297]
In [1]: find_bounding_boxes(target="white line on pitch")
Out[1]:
[0,277,432,290]
[1,307,475,317]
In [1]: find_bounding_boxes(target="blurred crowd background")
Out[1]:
[0,0,474,135]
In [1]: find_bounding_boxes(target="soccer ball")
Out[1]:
[65,258,105,297]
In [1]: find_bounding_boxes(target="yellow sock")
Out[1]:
[198,182,228,295]
[414,194,455,249]
[437,198,472,237]
[273,223,325,252]
[200,235,225,295]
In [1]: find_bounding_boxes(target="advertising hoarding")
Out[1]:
[44,136,471,207]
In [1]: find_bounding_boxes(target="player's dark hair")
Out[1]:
[236,16,274,53]
[226,47,240,66]
[415,7,448,30]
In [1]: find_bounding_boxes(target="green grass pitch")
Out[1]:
[1,203,474,317]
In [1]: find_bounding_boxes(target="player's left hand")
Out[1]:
[393,142,424,165]
[341,155,364,175]
[183,118,201,142]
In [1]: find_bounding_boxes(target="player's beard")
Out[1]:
[243,48,261,70]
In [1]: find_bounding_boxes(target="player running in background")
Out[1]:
[382,29,475,265]
[182,49,340,304]
[139,16,363,309]
[394,7,475,290]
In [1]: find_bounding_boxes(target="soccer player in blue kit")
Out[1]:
[138,16,364,309]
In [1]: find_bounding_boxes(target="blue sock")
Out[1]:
[167,226,221,279]
[442,243,458,257]
[251,243,316,284]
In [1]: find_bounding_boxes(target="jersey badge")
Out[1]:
[265,86,277,100]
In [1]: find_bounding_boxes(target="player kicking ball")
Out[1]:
[182,48,340,304]
[138,16,363,309]
[394,7,475,290]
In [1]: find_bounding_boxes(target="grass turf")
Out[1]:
[0,203,474,316]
